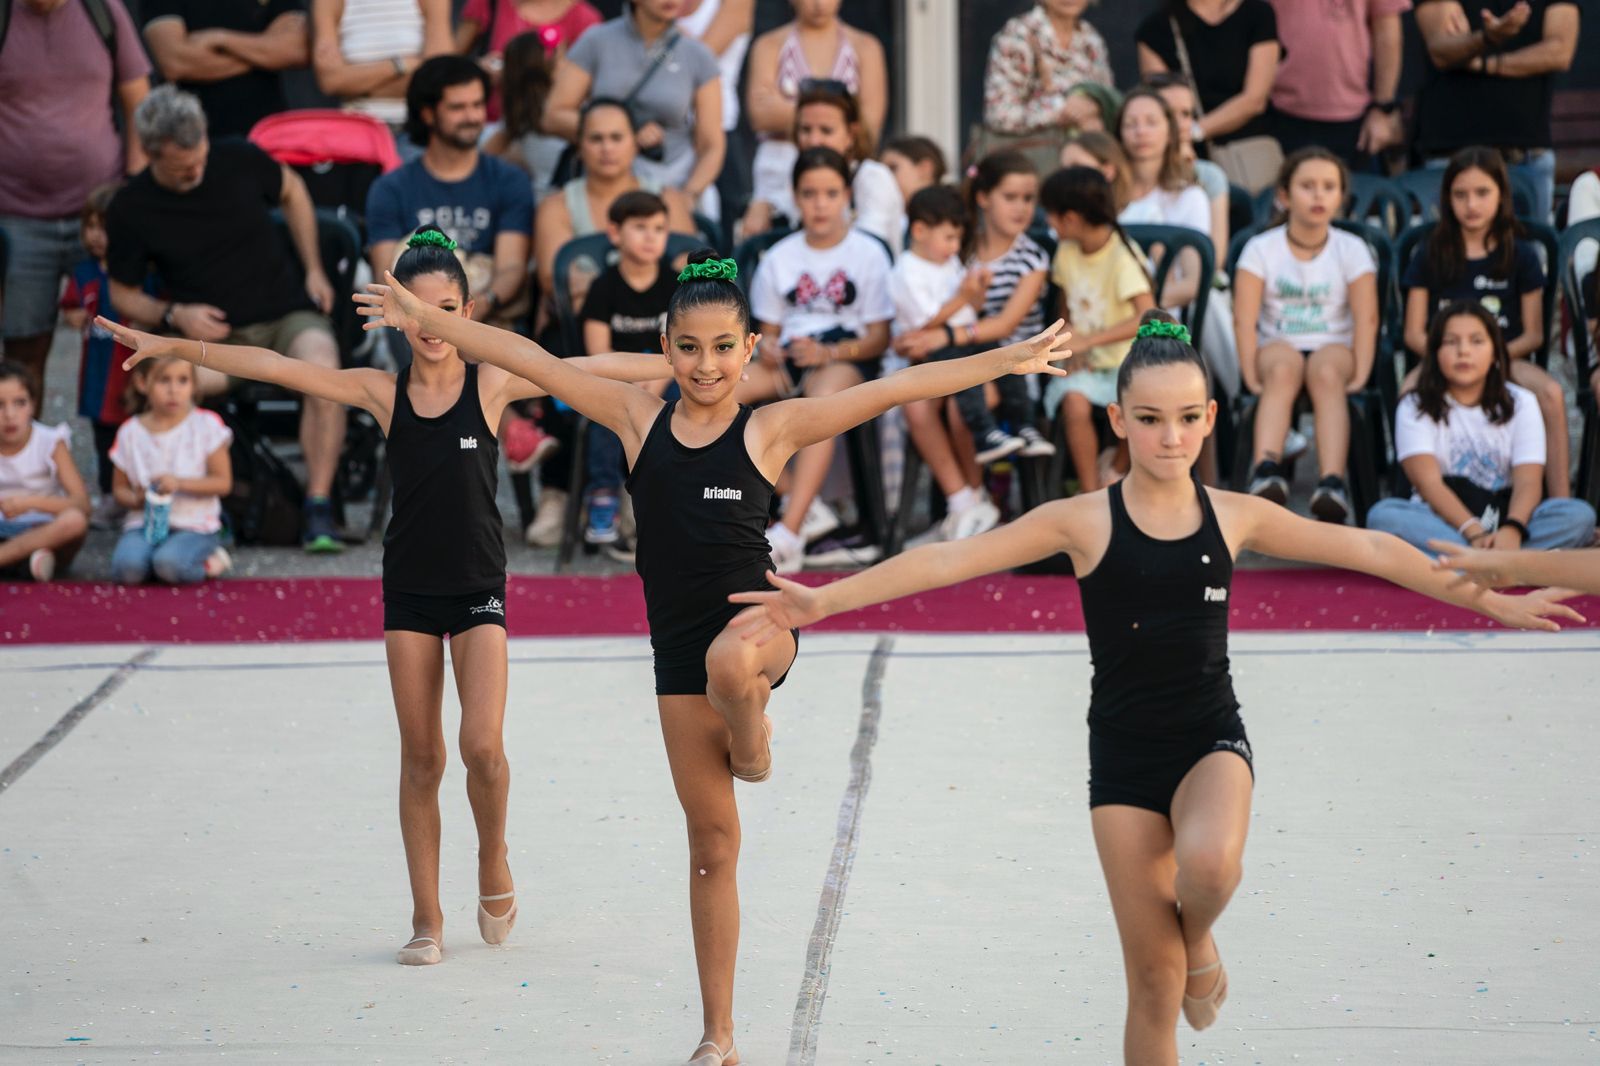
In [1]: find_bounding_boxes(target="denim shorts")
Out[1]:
[0,213,82,338]
[0,515,54,540]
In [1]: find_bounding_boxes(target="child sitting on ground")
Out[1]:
[0,362,91,582]
[109,354,234,585]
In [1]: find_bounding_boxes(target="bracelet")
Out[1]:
[199,340,208,368]
[943,323,956,346]
[1457,516,1483,537]
[1501,516,1529,540]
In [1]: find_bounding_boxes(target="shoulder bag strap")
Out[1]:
[624,27,682,108]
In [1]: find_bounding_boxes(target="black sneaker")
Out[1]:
[1248,461,1288,505]
[1310,475,1351,524]
[1016,424,1057,458]
[975,428,1026,465]
[303,497,344,554]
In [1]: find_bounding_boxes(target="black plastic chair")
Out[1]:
[1558,218,1600,507]
[692,210,727,255]
[1225,219,1394,523]
[1252,173,1408,236]
[1395,166,1539,224]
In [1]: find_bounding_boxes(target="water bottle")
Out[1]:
[144,492,172,546]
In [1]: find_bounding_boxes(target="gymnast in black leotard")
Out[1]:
[732,310,1578,1065]
[356,249,1072,1065]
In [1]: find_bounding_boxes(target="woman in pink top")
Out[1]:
[454,0,602,120]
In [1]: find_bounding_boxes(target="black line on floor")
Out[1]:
[0,648,157,796]
[787,635,893,1066]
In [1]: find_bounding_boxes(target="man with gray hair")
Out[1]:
[0,0,150,389]
[106,85,348,553]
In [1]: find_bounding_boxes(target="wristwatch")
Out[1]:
[160,303,177,331]
[1369,99,1400,115]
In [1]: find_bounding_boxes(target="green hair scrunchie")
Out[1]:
[677,258,739,283]
[408,229,458,252]
[1136,319,1192,345]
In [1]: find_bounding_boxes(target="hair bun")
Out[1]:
[408,226,457,252]
[677,255,738,283]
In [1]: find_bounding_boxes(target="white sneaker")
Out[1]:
[28,548,56,583]
[525,489,567,548]
[766,523,806,574]
[798,498,840,544]
[803,538,883,569]
[1016,425,1057,458]
[203,547,233,579]
[1283,427,1309,462]
[940,498,1001,541]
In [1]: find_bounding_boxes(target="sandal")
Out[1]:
[1181,957,1228,1030]
[729,716,773,783]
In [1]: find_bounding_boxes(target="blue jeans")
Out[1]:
[1367,496,1595,553]
[586,422,624,493]
[110,529,220,585]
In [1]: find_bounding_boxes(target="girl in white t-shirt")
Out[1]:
[742,83,905,254]
[109,355,234,585]
[1367,302,1594,552]
[0,362,90,581]
[1234,148,1378,524]
[744,146,895,570]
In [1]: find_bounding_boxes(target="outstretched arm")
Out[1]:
[1232,491,1583,630]
[728,498,1082,643]
[99,317,392,419]
[756,321,1071,464]
[1430,542,1600,595]
[355,275,660,447]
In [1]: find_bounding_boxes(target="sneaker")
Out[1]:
[502,414,559,473]
[939,497,1001,541]
[585,490,620,544]
[204,547,233,579]
[1016,424,1057,458]
[975,428,1026,465]
[90,496,124,531]
[28,548,56,583]
[766,522,806,575]
[1309,475,1351,524]
[798,497,840,544]
[1283,427,1309,462]
[303,497,344,553]
[1248,461,1289,505]
[525,488,566,547]
[804,534,883,569]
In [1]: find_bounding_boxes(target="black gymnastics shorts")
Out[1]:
[653,602,799,696]
[1088,714,1254,817]
[383,583,508,638]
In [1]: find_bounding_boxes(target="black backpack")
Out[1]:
[222,418,306,547]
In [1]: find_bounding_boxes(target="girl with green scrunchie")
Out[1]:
[356,246,1074,1062]
[728,306,1582,1064]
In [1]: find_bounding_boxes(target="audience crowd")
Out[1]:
[0,0,1595,585]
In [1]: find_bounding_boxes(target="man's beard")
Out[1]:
[435,124,482,150]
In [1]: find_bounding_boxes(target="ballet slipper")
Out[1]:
[730,716,773,783]
[1181,958,1228,1030]
[687,1039,737,1065]
[477,890,517,945]
[396,934,442,966]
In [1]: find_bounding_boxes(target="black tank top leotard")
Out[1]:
[383,363,506,595]
[626,402,776,659]
[1077,476,1239,739]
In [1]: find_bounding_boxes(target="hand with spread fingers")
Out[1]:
[728,571,829,646]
